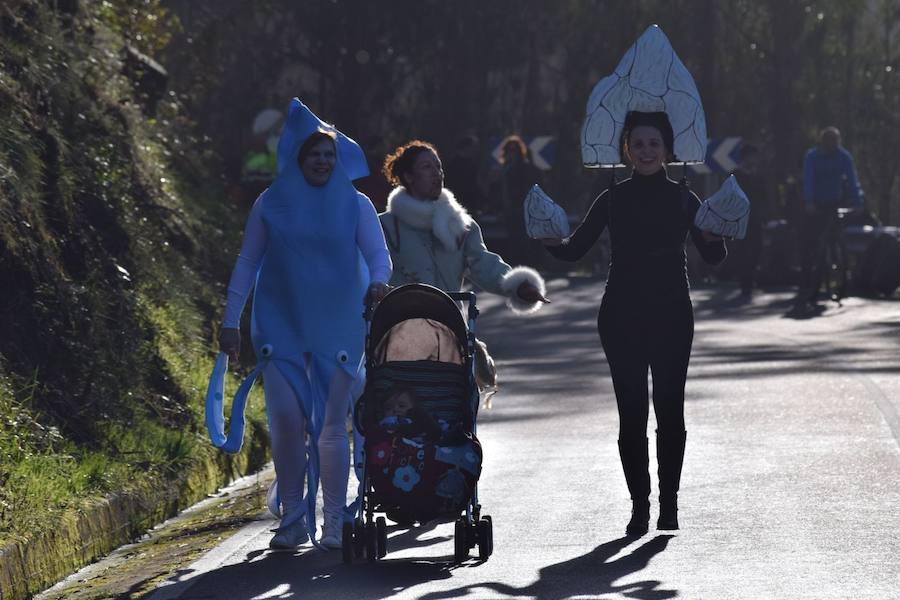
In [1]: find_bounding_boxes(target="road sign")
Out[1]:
[691,137,743,174]
[490,136,557,171]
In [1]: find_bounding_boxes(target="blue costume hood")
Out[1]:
[276,97,369,180]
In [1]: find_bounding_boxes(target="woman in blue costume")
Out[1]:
[218,99,392,550]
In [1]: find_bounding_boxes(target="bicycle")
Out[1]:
[815,207,854,306]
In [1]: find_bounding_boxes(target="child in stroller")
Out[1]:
[378,386,442,440]
[343,283,494,563]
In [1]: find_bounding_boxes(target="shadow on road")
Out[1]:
[149,522,462,600]
[420,534,677,600]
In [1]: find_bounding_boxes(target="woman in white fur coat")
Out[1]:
[378,140,547,313]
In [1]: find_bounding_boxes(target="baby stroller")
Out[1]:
[343,283,493,563]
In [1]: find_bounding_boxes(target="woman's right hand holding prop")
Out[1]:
[219,327,241,362]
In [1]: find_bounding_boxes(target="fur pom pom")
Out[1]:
[500,266,546,315]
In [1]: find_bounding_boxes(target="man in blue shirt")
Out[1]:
[802,127,863,210]
[797,127,864,308]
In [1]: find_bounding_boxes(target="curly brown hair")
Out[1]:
[499,134,528,164]
[381,140,439,188]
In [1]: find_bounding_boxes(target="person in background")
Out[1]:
[239,108,282,207]
[798,126,864,309]
[444,134,486,216]
[730,143,768,298]
[354,135,393,212]
[491,135,545,266]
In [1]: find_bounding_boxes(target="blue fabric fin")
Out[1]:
[221,363,264,454]
[273,357,331,549]
[204,353,229,448]
[205,353,265,455]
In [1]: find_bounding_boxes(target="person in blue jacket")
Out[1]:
[218,99,391,550]
[798,126,864,307]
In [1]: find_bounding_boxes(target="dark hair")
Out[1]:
[297,130,337,166]
[383,385,417,412]
[620,111,675,162]
[382,140,439,187]
[499,134,528,163]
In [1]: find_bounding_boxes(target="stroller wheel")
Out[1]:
[365,522,378,562]
[453,517,469,562]
[477,515,493,560]
[376,517,388,558]
[353,518,365,558]
[341,522,354,564]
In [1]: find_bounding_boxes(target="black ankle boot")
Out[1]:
[656,429,686,531]
[657,495,678,530]
[626,499,651,535]
[618,437,651,536]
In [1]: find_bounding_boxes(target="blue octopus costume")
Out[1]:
[206,98,372,545]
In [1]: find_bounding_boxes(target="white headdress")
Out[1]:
[581,25,707,168]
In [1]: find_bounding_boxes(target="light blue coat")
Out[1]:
[379,187,545,314]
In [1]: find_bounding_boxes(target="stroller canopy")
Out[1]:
[374,319,463,365]
[369,284,469,361]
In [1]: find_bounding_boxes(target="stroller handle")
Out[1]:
[363,288,480,322]
[446,291,479,323]
[446,291,475,302]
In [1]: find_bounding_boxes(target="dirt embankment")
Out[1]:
[0,3,267,598]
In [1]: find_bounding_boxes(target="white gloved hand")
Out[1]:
[694,175,751,239]
[524,184,570,239]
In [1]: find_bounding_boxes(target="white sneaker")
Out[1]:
[269,514,309,550]
[320,512,343,549]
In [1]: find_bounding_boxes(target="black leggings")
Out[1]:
[597,293,694,441]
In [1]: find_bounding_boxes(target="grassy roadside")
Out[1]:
[37,467,276,600]
[0,2,267,596]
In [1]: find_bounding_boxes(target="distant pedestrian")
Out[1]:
[797,126,864,308]
[490,135,544,267]
[444,134,486,216]
[354,135,393,212]
[730,143,768,297]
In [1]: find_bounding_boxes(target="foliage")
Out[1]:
[0,0,264,543]
[163,0,900,222]
[96,0,182,56]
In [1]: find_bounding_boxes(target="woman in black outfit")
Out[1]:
[543,111,726,535]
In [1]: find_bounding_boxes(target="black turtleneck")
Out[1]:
[547,169,726,300]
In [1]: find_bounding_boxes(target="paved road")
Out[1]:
[60,278,900,599]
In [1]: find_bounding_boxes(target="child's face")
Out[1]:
[384,392,414,417]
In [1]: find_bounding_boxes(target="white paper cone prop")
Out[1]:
[524,184,570,239]
[694,175,751,239]
[582,25,707,168]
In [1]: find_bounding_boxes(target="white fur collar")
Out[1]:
[386,187,473,251]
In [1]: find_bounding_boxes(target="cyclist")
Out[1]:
[797,126,864,309]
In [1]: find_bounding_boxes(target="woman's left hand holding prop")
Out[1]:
[365,282,391,305]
